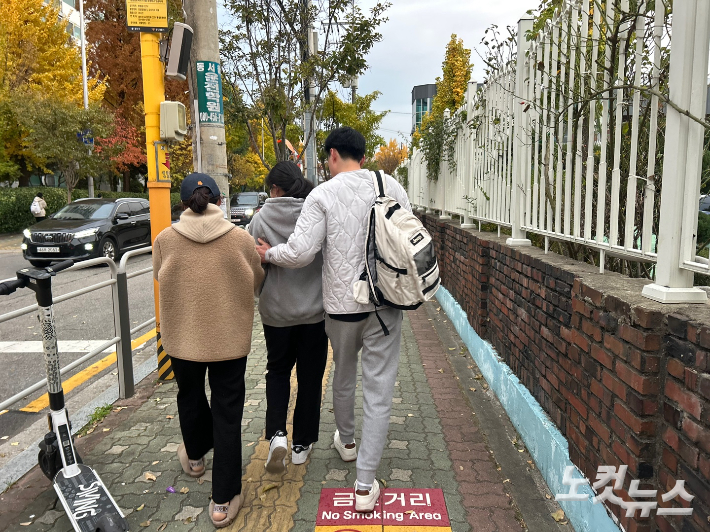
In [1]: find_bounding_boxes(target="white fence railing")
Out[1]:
[409,0,710,303]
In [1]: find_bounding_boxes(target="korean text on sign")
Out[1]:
[196,61,224,125]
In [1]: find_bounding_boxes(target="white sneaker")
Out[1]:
[291,444,312,465]
[265,431,287,473]
[355,479,380,513]
[333,430,357,462]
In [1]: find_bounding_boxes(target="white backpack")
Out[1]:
[30,199,41,215]
[354,171,440,318]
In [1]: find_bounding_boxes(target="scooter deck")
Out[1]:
[54,464,128,531]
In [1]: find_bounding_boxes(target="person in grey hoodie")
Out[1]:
[248,161,327,473]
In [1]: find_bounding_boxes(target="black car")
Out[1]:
[700,195,710,215]
[22,198,151,266]
[229,192,266,226]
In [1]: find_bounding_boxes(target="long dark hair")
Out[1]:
[265,161,314,199]
[183,187,219,214]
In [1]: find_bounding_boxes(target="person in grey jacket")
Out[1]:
[255,127,411,513]
[248,161,327,473]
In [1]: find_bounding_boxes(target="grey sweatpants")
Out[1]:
[325,307,403,486]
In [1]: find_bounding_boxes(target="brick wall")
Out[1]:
[418,213,710,532]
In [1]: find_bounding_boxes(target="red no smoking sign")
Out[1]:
[315,488,452,531]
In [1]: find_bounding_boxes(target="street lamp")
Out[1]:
[78,0,94,197]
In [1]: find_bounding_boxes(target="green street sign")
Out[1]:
[196,61,223,125]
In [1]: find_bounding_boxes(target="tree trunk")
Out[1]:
[123,170,130,192]
[67,187,72,204]
[18,160,31,187]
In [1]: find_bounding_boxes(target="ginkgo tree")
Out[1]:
[414,34,472,181]
[375,139,407,176]
[0,0,106,186]
[0,0,104,102]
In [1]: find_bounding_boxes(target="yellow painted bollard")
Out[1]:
[156,326,174,381]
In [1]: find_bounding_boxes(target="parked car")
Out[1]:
[700,194,710,215]
[229,192,266,226]
[21,198,151,266]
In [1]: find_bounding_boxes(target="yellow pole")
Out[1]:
[140,32,174,381]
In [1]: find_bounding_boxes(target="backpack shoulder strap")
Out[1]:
[371,170,386,198]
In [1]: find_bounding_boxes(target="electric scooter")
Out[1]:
[0,260,129,532]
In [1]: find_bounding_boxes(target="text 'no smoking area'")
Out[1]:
[315,488,452,532]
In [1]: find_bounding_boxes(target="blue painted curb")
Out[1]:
[434,286,620,532]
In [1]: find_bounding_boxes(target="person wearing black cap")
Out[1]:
[153,172,265,527]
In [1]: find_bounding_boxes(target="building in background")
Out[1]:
[61,0,82,41]
[45,0,82,42]
[411,84,437,134]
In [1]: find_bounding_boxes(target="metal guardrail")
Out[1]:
[0,247,154,412]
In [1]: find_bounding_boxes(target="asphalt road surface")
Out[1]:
[0,250,156,439]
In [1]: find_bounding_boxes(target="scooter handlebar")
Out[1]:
[0,278,26,296]
[46,260,74,275]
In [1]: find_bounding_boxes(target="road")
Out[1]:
[0,250,156,439]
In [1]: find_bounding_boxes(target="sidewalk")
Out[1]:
[0,302,571,532]
[0,233,22,252]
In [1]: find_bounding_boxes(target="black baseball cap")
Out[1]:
[180,173,221,201]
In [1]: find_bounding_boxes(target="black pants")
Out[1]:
[263,321,328,446]
[170,356,246,503]
[34,216,45,223]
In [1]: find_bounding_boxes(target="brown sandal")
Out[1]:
[209,493,243,528]
[177,442,205,478]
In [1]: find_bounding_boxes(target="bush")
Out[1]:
[0,188,150,234]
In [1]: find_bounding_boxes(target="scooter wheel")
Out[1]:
[94,512,129,531]
[37,447,63,481]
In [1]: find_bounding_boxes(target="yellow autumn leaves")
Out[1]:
[431,35,473,118]
[0,0,105,103]
[412,34,472,154]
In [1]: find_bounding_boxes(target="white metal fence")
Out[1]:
[409,0,710,303]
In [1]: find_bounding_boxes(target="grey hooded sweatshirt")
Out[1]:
[248,197,324,327]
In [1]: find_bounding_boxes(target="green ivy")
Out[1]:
[419,114,445,181]
[419,114,461,182]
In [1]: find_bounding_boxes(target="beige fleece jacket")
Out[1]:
[153,204,265,362]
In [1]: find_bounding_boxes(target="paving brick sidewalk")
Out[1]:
[0,304,569,531]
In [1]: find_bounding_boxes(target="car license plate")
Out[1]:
[37,247,60,253]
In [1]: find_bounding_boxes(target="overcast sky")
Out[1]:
[218,0,537,145]
[353,0,535,143]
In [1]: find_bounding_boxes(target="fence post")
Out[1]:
[112,269,135,398]
[507,16,534,247]
[439,108,452,220]
[642,0,710,303]
[462,81,477,228]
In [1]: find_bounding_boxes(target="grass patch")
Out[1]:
[77,404,113,436]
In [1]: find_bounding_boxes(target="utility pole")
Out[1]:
[350,0,356,105]
[302,0,317,186]
[184,0,230,214]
